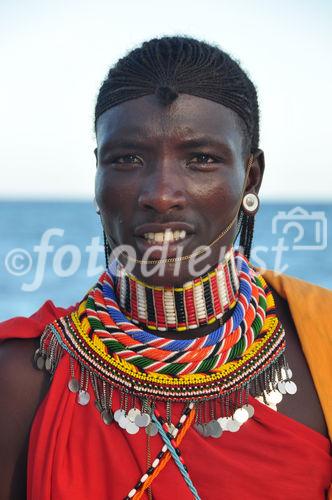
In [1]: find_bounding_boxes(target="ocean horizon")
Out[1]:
[1,200,331,321]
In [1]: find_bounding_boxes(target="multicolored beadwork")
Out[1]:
[34,247,298,500]
[115,246,239,332]
[35,249,296,420]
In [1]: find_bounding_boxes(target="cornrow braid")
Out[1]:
[95,36,259,152]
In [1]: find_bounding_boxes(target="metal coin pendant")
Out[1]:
[102,409,114,425]
[195,423,205,436]
[78,390,90,406]
[146,422,158,437]
[34,349,40,363]
[119,415,129,429]
[114,409,125,423]
[277,381,287,395]
[285,380,297,395]
[208,420,223,438]
[265,390,283,406]
[68,378,80,393]
[36,356,45,370]
[135,413,151,428]
[233,407,249,424]
[127,408,141,422]
[227,419,241,432]
[217,417,232,430]
[126,421,139,435]
[200,424,210,437]
[45,357,52,372]
[242,404,255,418]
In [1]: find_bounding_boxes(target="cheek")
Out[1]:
[95,170,138,215]
[193,170,245,217]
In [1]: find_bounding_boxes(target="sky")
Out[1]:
[0,0,331,201]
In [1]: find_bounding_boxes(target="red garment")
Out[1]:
[1,300,331,500]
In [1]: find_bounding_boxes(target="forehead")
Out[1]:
[96,94,244,152]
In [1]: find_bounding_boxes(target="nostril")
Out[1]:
[138,190,186,213]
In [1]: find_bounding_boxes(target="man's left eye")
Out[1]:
[188,154,218,164]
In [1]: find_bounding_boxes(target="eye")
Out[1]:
[187,153,220,166]
[111,154,143,166]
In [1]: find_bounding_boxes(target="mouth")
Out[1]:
[134,222,195,259]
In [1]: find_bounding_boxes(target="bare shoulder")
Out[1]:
[0,337,50,500]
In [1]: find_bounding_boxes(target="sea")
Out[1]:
[0,201,331,321]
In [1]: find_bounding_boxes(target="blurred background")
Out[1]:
[1,0,331,320]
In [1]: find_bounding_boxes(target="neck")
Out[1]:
[109,246,241,334]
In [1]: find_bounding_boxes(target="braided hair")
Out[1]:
[95,36,260,261]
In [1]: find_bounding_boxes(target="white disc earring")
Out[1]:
[242,193,259,215]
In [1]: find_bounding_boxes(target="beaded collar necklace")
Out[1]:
[115,246,239,332]
[35,249,297,500]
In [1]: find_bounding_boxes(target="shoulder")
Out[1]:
[0,300,77,499]
[0,299,77,342]
[0,299,78,410]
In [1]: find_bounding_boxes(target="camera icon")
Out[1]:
[271,206,327,251]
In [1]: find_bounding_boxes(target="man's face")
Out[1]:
[95,93,261,285]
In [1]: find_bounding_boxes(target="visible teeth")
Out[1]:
[143,229,187,243]
[164,229,174,243]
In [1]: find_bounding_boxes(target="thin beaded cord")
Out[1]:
[146,433,153,500]
[150,413,201,500]
[132,408,197,500]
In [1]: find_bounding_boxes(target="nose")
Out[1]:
[138,167,187,214]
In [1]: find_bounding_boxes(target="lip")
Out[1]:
[134,233,195,259]
[134,222,195,237]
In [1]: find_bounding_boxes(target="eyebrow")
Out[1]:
[98,134,234,156]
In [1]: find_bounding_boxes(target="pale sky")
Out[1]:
[0,0,331,201]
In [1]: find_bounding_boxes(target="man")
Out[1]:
[1,36,331,499]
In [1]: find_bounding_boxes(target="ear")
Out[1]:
[244,149,265,195]
[94,148,98,168]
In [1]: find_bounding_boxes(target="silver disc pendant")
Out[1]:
[34,349,40,363]
[119,415,129,429]
[78,390,90,406]
[195,423,205,436]
[285,380,297,395]
[217,417,232,430]
[277,381,287,395]
[135,413,151,428]
[208,420,223,438]
[45,357,52,372]
[127,408,141,422]
[126,421,139,435]
[68,378,80,393]
[233,407,249,424]
[227,419,241,432]
[146,422,158,437]
[242,404,255,418]
[114,409,125,422]
[101,409,114,425]
[36,356,45,370]
[265,390,283,405]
